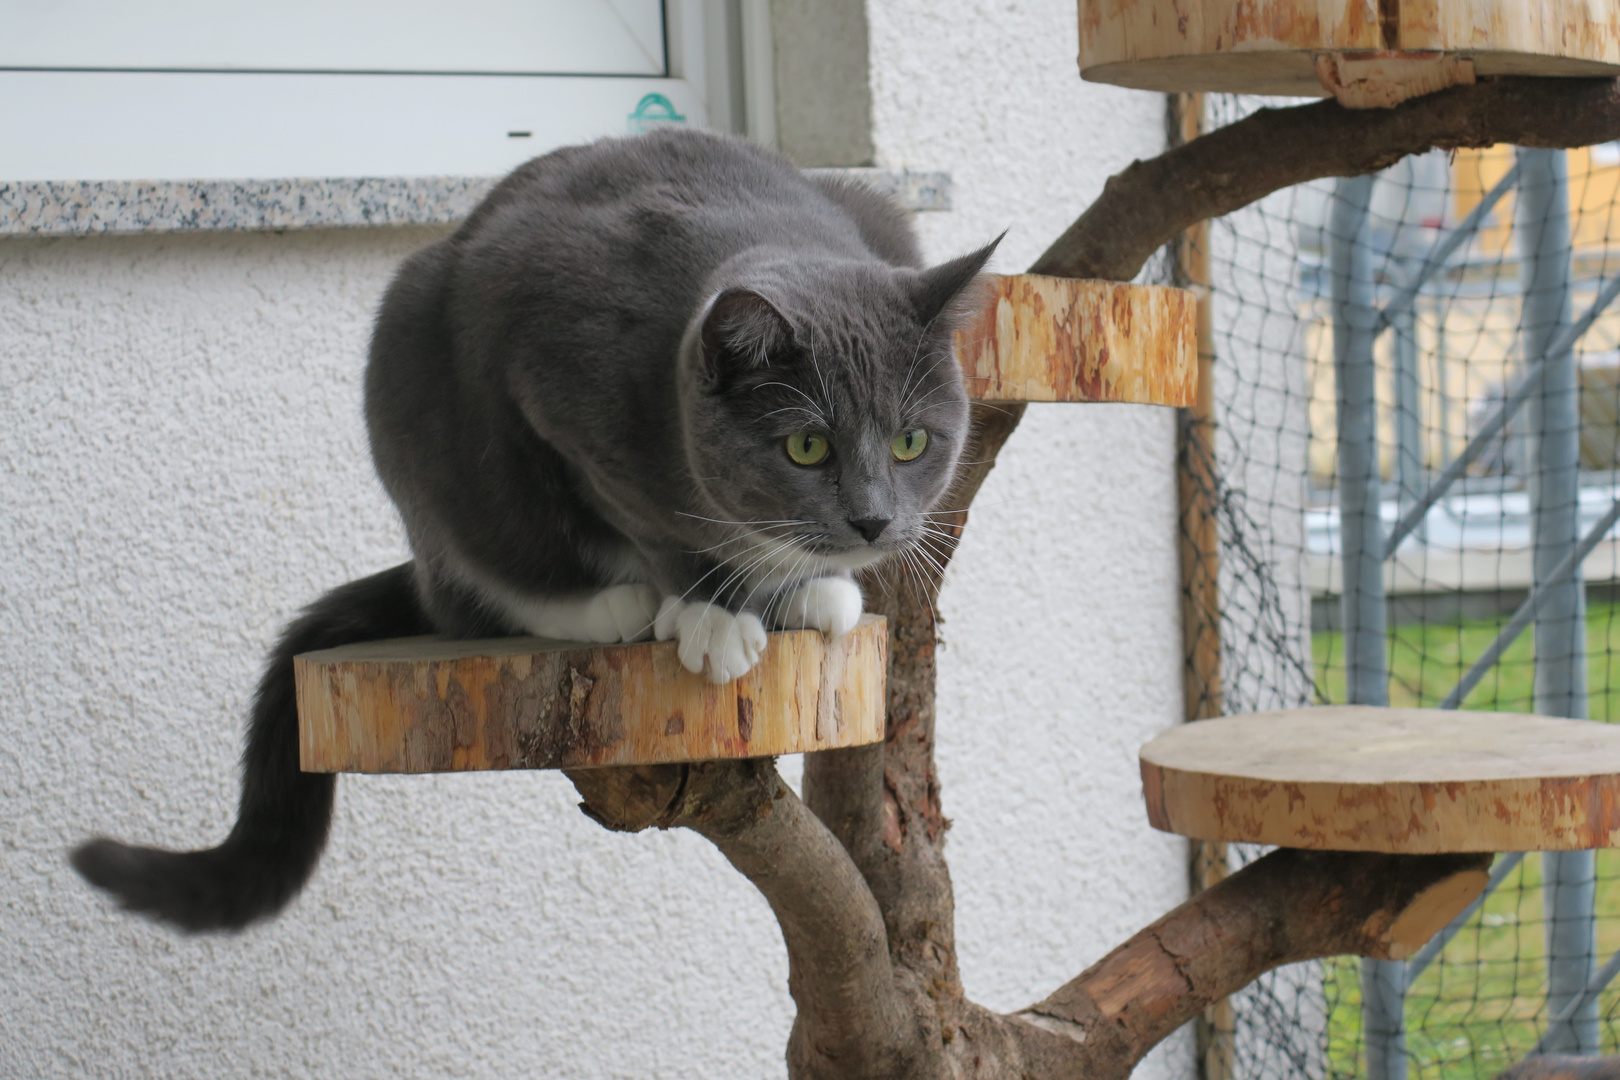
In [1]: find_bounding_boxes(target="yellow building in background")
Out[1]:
[1306,146,1620,489]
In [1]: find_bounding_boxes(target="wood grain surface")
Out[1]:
[1140,705,1620,852]
[296,615,886,773]
[956,274,1196,405]
[1079,0,1620,99]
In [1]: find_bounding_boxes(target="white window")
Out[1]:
[0,0,771,181]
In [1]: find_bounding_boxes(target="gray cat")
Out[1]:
[72,127,996,931]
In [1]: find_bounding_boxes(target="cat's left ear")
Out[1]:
[909,234,1004,325]
[698,288,792,385]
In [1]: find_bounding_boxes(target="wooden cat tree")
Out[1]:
[296,3,1620,1077]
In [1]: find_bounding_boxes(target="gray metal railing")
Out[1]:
[1330,149,1620,1076]
[1331,173,1407,1080]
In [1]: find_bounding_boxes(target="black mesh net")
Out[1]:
[1174,93,1620,1080]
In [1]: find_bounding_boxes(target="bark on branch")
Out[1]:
[569,761,922,1079]
[1008,849,1495,1080]
[1032,77,1620,283]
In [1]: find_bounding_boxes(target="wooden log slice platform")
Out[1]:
[1140,706,1620,853]
[956,274,1196,405]
[1079,0,1620,106]
[295,615,886,774]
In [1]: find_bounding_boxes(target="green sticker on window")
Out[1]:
[628,93,686,135]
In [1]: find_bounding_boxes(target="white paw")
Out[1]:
[654,596,685,642]
[656,599,767,684]
[579,584,662,643]
[774,577,863,638]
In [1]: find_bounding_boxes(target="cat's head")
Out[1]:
[678,239,999,584]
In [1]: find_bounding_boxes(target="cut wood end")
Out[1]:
[294,614,886,774]
[957,274,1196,406]
[1367,868,1490,960]
[1315,52,1475,109]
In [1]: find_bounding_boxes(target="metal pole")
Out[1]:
[1434,282,1450,482]
[1534,945,1620,1056]
[1440,497,1620,711]
[1394,300,1425,540]
[1332,173,1405,1080]
[1383,271,1620,557]
[1377,158,1523,333]
[1518,146,1598,1055]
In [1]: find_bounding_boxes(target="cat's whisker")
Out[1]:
[895,544,941,634]
[752,381,830,427]
[683,520,812,557]
[763,548,816,627]
[707,533,818,660]
[900,359,946,417]
[735,540,814,635]
[809,324,836,425]
[898,347,956,415]
[909,523,956,563]
[896,316,941,413]
[708,533,812,612]
[908,529,954,569]
[660,533,787,616]
[914,533,961,555]
[675,511,816,527]
[901,374,961,418]
[757,405,824,423]
[725,537,823,666]
[914,551,952,590]
[909,396,969,418]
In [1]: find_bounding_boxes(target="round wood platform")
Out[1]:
[1080,0,1620,106]
[1140,706,1620,853]
[295,615,886,774]
[957,274,1196,405]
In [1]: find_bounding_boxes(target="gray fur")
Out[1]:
[369,126,995,634]
[71,127,996,932]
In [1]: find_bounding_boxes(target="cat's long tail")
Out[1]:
[70,562,430,933]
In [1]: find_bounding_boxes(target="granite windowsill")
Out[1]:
[0,169,951,237]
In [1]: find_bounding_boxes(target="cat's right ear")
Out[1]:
[910,234,1003,326]
[698,289,792,387]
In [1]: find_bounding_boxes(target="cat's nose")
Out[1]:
[849,517,891,543]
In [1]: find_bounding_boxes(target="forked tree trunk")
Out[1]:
[568,77,1620,1080]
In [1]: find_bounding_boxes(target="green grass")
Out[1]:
[1319,852,1620,1080]
[1310,602,1620,1078]
[1314,601,1620,718]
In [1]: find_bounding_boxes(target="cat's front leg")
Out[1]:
[654,598,767,684]
[772,576,863,638]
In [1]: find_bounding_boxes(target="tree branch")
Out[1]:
[573,760,923,1079]
[1007,849,1494,1080]
[810,402,1030,956]
[1032,77,1620,283]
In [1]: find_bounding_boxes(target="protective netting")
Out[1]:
[1177,93,1620,1080]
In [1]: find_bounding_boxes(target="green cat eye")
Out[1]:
[786,431,830,465]
[891,428,928,462]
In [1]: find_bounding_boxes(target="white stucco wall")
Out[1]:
[1,3,1189,1077]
